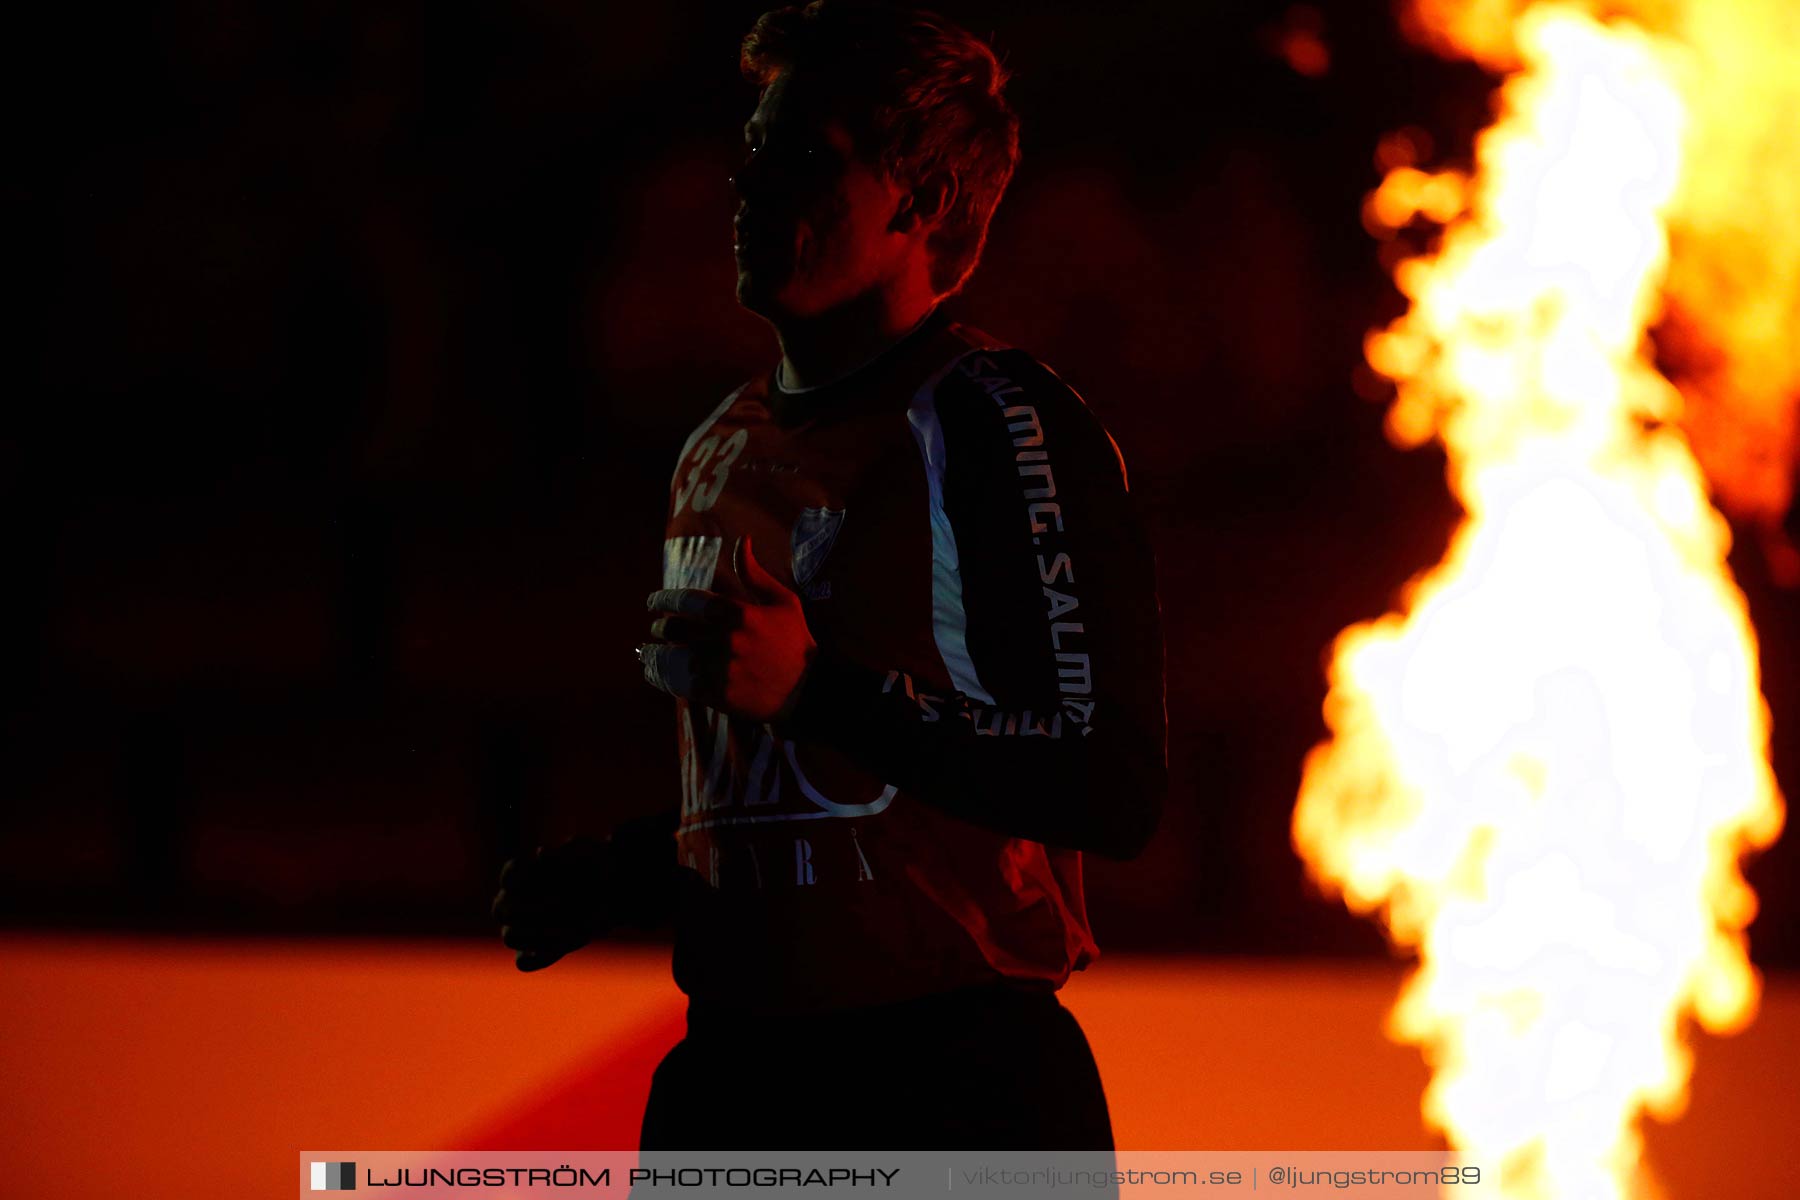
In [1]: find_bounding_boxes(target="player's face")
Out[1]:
[732,71,908,319]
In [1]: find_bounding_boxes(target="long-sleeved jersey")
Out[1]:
[659,305,1168,1016]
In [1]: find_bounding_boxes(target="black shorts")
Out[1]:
[638,982,1116,1151]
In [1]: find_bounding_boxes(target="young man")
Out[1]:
[494,0,1167,1151]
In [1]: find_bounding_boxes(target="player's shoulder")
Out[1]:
[928,327,1130,487]
[930,323,1091,418]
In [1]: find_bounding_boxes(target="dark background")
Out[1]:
[11,0,1796,964]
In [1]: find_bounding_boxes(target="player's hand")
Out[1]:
[491,836,614,972]
[639,534,816,722]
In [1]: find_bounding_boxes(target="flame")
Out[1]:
[1297,4,1792,1198]
[1396,0,1800,559]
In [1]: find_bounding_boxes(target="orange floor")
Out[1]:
[0,936,1792,1198]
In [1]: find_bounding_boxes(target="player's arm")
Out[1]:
[772,351,1169,860]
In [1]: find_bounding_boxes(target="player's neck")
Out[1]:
[773,283,939,393]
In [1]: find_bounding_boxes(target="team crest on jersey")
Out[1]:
[790,506,845,592]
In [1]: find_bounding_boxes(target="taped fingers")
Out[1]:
[645,588,741,627]
[640,640,726,704]
[649,614,730,645]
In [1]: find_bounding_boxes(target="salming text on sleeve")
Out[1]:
[772,349,1169,861]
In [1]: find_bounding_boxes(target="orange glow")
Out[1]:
[6,940,1800,1198]
[1386,0,1800,546]
[1267,6,1334,78]
[1657,0,1800,566]
[1301,4,1790,1198]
